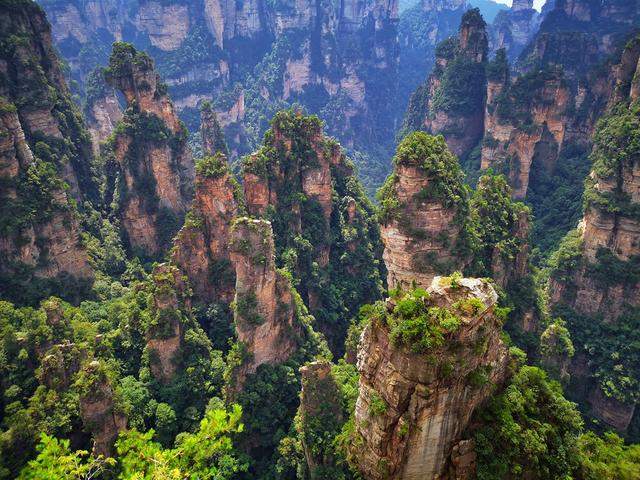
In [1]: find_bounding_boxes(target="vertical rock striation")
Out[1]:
[228,217,306,388]
[104,42,194,256]
[0,0,94,301]
[349,276,509,479]
[171,154,240,304]
[84,69,123,156]
[379,132,471,290]
[403,8,488,160]
[548,42,640,434]
[241,110,383,353]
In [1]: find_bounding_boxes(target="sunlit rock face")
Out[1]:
[349,277,510,480]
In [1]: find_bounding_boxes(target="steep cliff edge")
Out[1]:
[103,42,194,256]
[378,132,472,290]
[398,0,467,119]
[489,0,540,61]
[241,110,383,353]
[548,53,640,434]
[40,0,400,191]
[403,8,488,160]
[171,154,240,304]
[379,131,530,292]
[348,277,510,479]
[227,217,308,391]
[83,68,123,156]
[0,0,94,303]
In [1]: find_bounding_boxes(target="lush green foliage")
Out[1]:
[242,110,384,354]
[18,406,245,479]
[379,132,469,224]
[475,366,584,479]
[469,173,529,275]
[583,101,640,220]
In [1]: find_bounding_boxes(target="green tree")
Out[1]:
[18,433,114,480]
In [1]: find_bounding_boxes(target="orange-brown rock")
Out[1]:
[240,110,383,354]
[84,70,123,156]
[380,133,470,290]
[349,277,509,480]
[481,67,571,199]
[171,154,240,304]
[548,43,640,434]
[228,217,304,387]
[0,103,93,288]
[105,43,194,256]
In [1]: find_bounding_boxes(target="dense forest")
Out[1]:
[1,0,640,479]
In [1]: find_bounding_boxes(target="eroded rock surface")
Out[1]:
[350,277,509,479]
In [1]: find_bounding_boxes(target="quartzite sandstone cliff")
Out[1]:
[350,276,509,479]
[104,43,194,256]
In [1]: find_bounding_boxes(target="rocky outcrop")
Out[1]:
[84,69,123,155]
[41,0,399,188]
[0,2,94,300]
[349,277,510,479]
[480,65,571,198]
[104,43,194,256]
[477,2,640,202]
[398,0,467,108]
[404,8,488,160]
[490,0,540,61]
[548,46,640,434]
[171,154,239,304]
[241,110,383,354]
[228,217,306,389]
[78,360,127,457]
[379,133,470,290]
[146,264,191,383]
[200,102,229,156]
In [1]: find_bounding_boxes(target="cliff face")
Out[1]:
[228,218,306,389]
[379,133,470,290]
[171,154,240,304]
[41,0,399,190]
[398,0,467,112]
[0,1,94,301]
[548,43,640,434]
[481,66,571,199]
[84,70,123,156]
[489,0,540,61]
[349,277,510,479]
[104,43,194,257]
[403,8,488,160]
[241,111,383,354]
